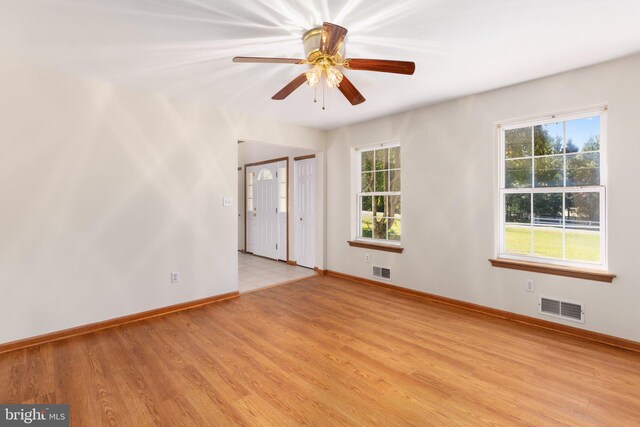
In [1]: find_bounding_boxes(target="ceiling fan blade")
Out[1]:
[233,57,305,64]
[320,22,348,56]
[338,74,365,105]
[345,59,415,75]
[272,74,308,100]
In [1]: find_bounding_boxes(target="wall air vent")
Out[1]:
[373,266,391,281]
[539,296,584,323]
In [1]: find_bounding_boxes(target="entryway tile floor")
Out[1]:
[238,252,315,293]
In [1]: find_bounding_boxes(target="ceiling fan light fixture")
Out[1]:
[325,66,343,88]
[305,64,322,87]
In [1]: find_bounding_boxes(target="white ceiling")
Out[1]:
[1,0,640,130]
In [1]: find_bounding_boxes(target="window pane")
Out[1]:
[534,122,563,156]
[533,193,563,226]
[533,227,563,259]
[375,148,389,170]
[566,152,600,186]
[388,219,401,241]
[390,170,401,192]
[534,155,563,187]
[373,218,387,240]
[361,216,373,238]
[375,171,388,192]
[533,193,563,258]
[361,195,373,214]
[505,127,532,158]
[505,193,531,224]
[389,146,401,169]
[360,196,373,238]
[361,172,374,192]
[388,195,401,216]
[505,159,532,188]
[566,230,600,262]
[566,116,600,153]
[258,168,273,181]
[373,196,386,219]
[565,192,600,262]
[361,151,374,171]
[505,225,531,255]
[565,192,599,227]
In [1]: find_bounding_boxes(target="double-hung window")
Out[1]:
[499,109,606,269]
[356,143,401,244]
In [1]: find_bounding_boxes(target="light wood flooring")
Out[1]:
[1,275,639,426]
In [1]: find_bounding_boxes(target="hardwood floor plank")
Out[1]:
[1,275,639,426]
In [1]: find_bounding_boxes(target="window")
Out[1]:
[257,168,273,181]
[356,143,401,243]
[499,109,606,269]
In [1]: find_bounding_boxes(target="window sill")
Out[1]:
[347,240,404,253]
[489,258,616,283]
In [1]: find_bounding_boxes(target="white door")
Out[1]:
[295,158,316,268]
[253,163,279,259]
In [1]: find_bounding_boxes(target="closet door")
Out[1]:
[295,158,316,268]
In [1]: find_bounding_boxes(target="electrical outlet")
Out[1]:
[525,279,535,292]
[365,253,371,263]
[223,197,232,207]
[171,272,180,284]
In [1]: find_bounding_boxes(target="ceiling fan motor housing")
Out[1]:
[303,27,345,64]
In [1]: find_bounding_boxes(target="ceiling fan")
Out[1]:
[233,22,415,107]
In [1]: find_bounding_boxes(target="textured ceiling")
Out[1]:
[1,0,640,130]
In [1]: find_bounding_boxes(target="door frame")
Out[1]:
[244,156,289,261]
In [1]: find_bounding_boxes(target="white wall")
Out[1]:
[3,48,638,345]
[326,54,640,342]
[0,54,324,344]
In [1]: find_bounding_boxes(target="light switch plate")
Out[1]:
[525,279,535,292]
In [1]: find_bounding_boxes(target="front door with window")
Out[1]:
[252,164,279,260]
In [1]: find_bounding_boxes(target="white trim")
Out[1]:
[498,106,607,130]
[496,108,607,270]
[354,140,400,152]
[357,237,402,247]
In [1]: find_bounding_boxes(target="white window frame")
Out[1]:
[354,141,401,245]
[497,107,608,270]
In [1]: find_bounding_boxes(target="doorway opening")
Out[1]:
[238,140,319,293]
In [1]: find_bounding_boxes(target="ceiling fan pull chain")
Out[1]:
[322,77,326,110]
[314,85,317,103]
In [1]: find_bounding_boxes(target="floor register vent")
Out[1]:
[539,296,584,323]
[373,266,391,281]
